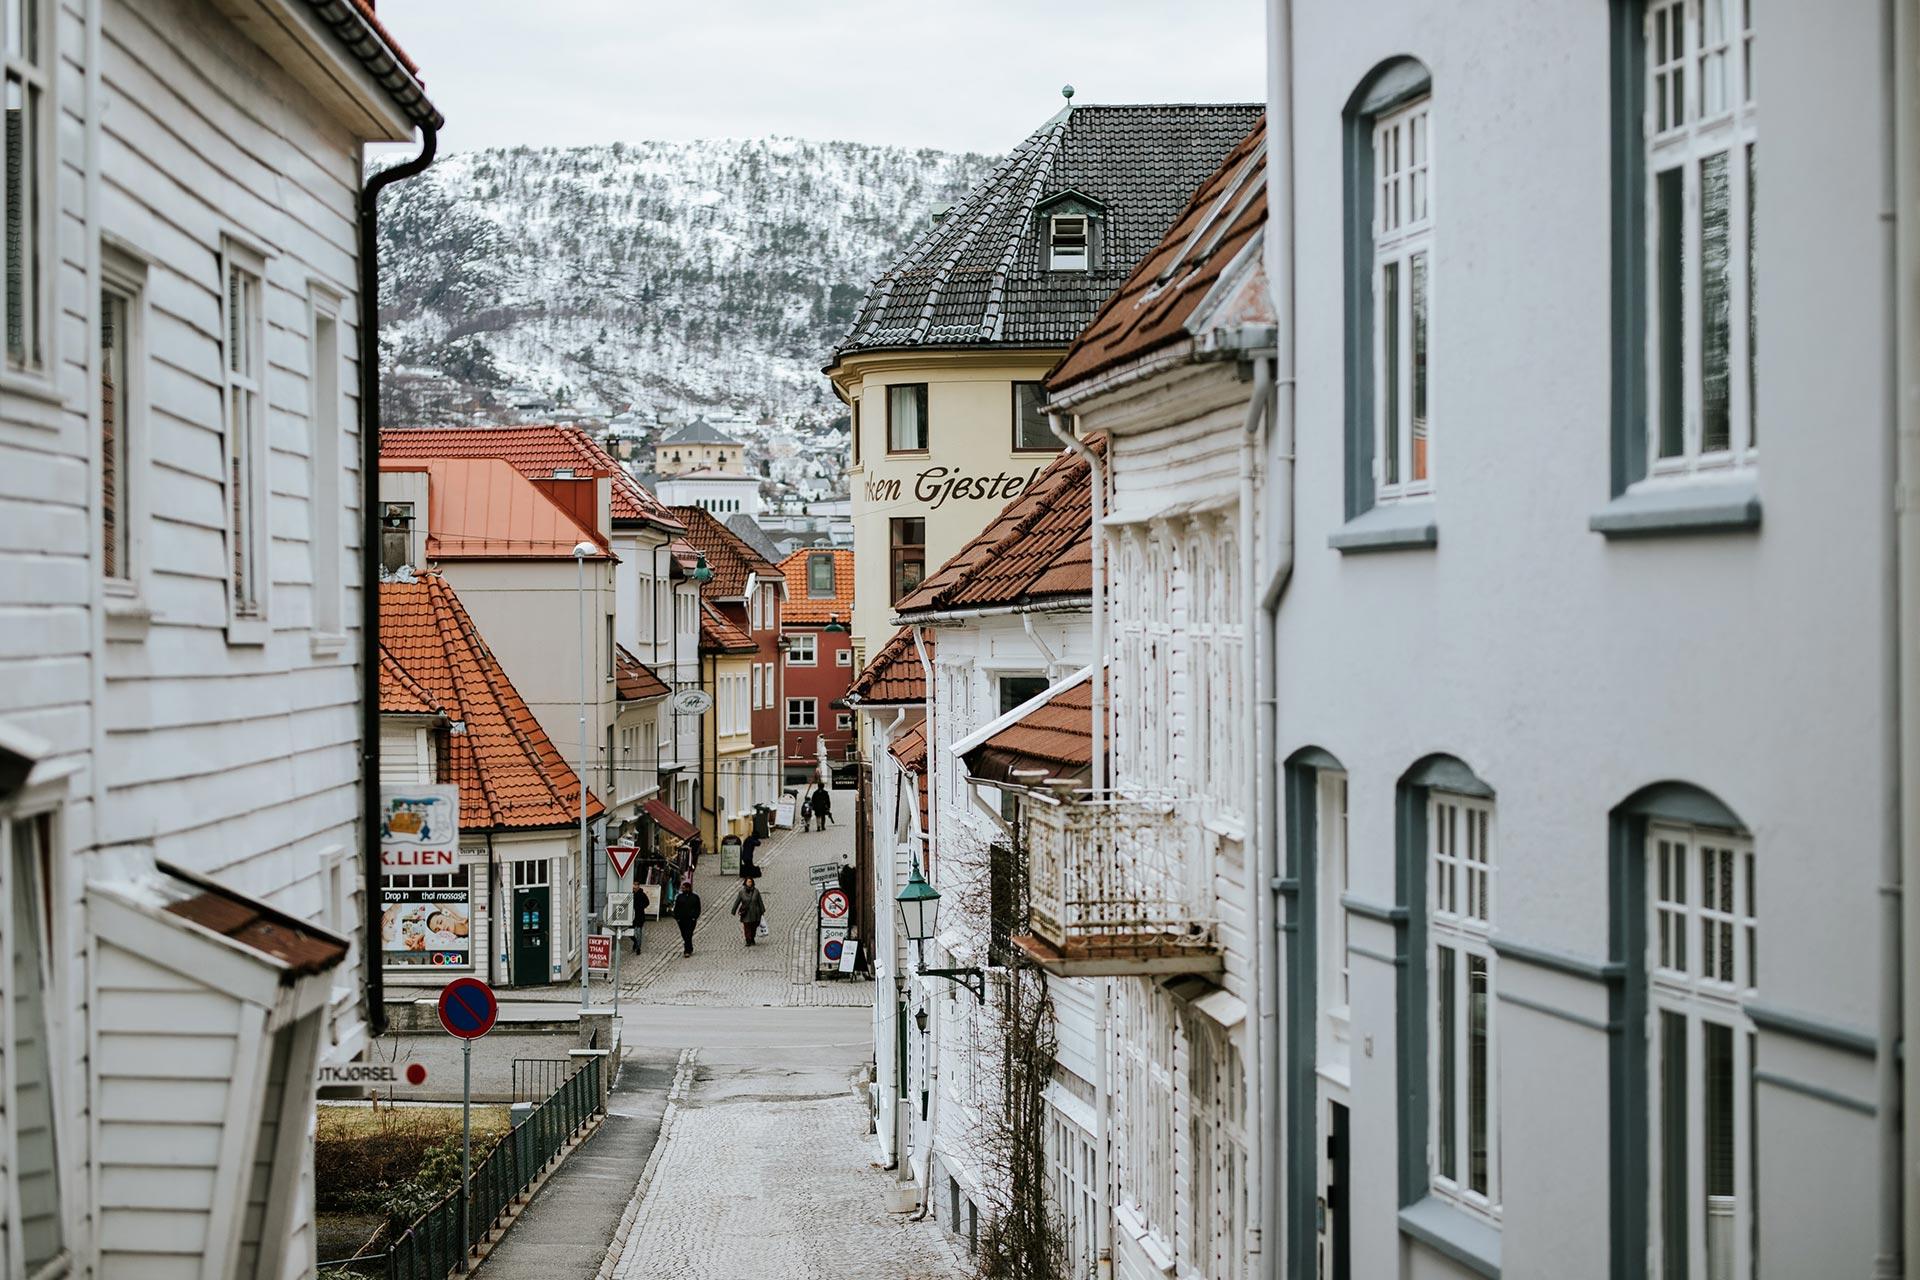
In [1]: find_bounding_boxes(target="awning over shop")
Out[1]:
[644,797,699,843]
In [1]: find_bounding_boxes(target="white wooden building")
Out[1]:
[0,0,438,1275]
[1034,119,1271,1280]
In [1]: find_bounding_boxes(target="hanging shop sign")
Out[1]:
[672,689,714,715]
[380,785,459,867]
[381,886,473,968]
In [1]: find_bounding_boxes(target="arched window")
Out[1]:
[1610,782,1755,1280]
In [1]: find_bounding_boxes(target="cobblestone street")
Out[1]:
[608,1041,964,1280]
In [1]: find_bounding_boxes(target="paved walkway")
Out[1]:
[609,1038,963,1280]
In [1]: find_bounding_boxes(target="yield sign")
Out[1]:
[607,843,641,880]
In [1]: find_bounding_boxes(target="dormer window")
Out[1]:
[552,467,574,478]
[1048,215,1090,271]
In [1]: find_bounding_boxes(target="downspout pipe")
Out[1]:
[1240,356,1274,1266]
[1260,0,1298,1264]
[911,624,936,871]
[1022,612,1060,675]
[1889,0,1918,1268]
[358,125,437,1037]
[1049,415,1104,792]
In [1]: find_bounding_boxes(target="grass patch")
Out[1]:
[316,1103,515,1233]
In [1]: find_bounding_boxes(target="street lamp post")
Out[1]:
[894,860,985,1003]
[574,540,596,1013]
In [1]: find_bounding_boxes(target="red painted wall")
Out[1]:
[782,623,855,771]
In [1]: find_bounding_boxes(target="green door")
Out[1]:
[513,885,550,986]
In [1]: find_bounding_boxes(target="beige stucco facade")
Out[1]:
[833,349,1066,659]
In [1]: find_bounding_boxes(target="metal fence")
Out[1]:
[510,1057,574,1105]
[320,1055,603,1279]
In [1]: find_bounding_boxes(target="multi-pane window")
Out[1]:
[1429,793,1497,1218]
[7,813,64,1277]
[1372,96,1433,500]
[808,552,835,598]
[1046,1105,1099,1280]
[101,285,132,579]
[890,517,925,604]
[1317,772,1352,1077]
[1116,983,1176,1241]
[1185,1015,1248,1280]
[887,382,929,452]
[1012,382,1056,451]
[309,301,343,636]
[223,248,267,624]
[1048,215,1090,271]
[787,633,816,666]
[1646,0,1757,475]
[1650,822,1756,1279]
[4,0,48,376]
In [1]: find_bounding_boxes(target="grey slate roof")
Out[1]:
[829,102,1263,364]
[661,417,742,446]
[724,514,783,564]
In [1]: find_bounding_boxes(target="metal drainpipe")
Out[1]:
[358,124,437,1037]
[1021,611,1060,677]
[911,625,937,872]
[1239,356,1273,1265]
[1887,0,1918,1268]
[1048,415,1104,791]
[1259,1,1298,1261]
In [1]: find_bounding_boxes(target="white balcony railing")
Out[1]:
[1021,792,1218,973]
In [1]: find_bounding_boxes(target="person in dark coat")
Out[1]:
[810,785,834,827]
[631,883,649,955]
[731,877,766,946]
[672,875,701,956]
[739,831,761,878]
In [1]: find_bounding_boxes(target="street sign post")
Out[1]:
[809,862,841,888]
[606,843,640,882]
[437,977,496,1272]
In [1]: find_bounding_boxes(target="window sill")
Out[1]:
[103,588,153,643]
[310,631,348,659]
[1329,500,1438,553]
[1113,1203,1176,1274]
[1589,475,1760,539]
[0,367,69,422]
[1399,1196,1502,1278]
[226,616,270,647]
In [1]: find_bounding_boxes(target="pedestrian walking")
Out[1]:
[731,877,766,946]
[811,785,834,828]
[672,875,701,956]
[740,831,761,879]
[799,787,813,833]
[632,882,649,955]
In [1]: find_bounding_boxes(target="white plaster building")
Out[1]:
[1253,2,1910,1275]
[0,0,439,1274]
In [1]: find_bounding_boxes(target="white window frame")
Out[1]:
[1047,213,1090,271]
[1428,792,1498,1219]
[1115,983,1175,1248]
[221,238,270,643]
[787,632,817,666]
[2,800,71,1280]
[836,712,852,731]
[1316,771,1352,1083]
[99,245,153,635]
[307,283,346,651]
[1648,820,1756,1279]
[786,697,817,731]
[1643,0,1758,481]
[836,648,852,668]
[1371,96,1434,502]
[3,0,57,400]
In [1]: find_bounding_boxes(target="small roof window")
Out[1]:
[1048,215,1090,271]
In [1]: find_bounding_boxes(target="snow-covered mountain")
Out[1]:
[375,138,998,427]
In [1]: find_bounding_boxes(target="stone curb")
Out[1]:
[597,1047,698,1280]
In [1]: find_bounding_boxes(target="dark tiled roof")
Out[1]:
[830,103,1262,363]
[671,505,784,601]
[779,547,854,625]
[962,671,1099,788]
[846,628,928,706]
[303,0,440,129]
[699,600,758,654]
[160,863,348,977]
[381,573,604,830]
[725,513,783,563]
[381,426,685,531]
[661,417,742,445]
[1051,119,1269,390]
[893,436,1102,617]
[615,646,670,702]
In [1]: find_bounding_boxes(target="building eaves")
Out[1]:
[615,646,671,702]
[846,627,928,706]
[671,505,783,601]
[299,0,442,129]
[699,600,758,654]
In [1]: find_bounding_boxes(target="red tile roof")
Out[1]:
[385,457,611,560]
[888,724,931,834]
[699,600,757,654]
[160,863,348,977]
[381,426,684,532]
[1049,119,1269,392]
[616,646,670,702]
[893,436,1103,618]
[671,505,783,601]
[379,648,443,717]
[847,628,928,706]
[961,670,1099,788]
[778,547,855,625]
[381,573,604,830]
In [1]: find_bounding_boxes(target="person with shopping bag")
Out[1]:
[731,877,766,947]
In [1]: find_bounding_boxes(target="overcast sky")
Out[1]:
[378,0,1267,156]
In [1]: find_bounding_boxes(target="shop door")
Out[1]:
[513,885,549,985]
